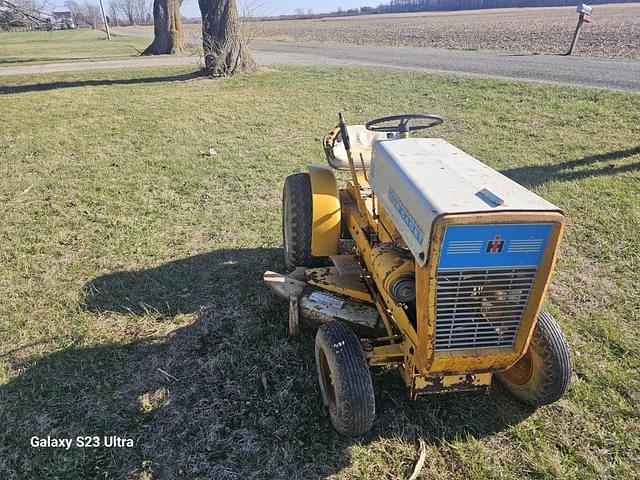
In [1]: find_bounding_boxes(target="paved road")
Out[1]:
[252,41,640,92]
[2,31,639,92]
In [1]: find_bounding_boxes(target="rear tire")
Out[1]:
[282,173,324,269]
[315,321,375,436]
[497,309,571,406]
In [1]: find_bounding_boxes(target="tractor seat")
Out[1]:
[323,125,393,170]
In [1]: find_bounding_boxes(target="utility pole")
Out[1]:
[98,0,111,40]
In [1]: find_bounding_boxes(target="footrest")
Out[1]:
[306,267,372,303]
[330,254,363,276]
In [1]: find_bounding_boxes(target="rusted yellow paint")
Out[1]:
[342,197,419,344]
[376,203,404,245]
[369,342,404,366]
[370,245,415,303]
[308,165,341,256]
[413,372,492,397]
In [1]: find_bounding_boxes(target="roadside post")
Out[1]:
[567,3,592,55]
[98,0,111,40]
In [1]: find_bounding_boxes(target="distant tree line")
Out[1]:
[104,0,152,25]
[66,0,153,27]
[62,0,103,28]
[0,0,153,28]
[373,0,634,14]
[270,0,636,19]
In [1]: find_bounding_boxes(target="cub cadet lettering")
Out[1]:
[388,188,424,245]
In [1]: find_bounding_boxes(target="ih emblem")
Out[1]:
[486,235,504,253]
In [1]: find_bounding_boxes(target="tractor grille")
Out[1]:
[435,267,538,351]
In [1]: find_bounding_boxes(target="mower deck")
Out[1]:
[263,268,382,336]
[264,264,493,399]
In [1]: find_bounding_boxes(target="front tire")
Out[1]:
[282,173,324,269]
[497,309,571,406]
[315,321,375,436]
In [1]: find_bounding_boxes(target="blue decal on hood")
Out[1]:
[439,224,553,269]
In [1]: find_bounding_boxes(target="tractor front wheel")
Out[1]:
[282,173,324,269]
[315,321,375,436]
[497,309,571,406]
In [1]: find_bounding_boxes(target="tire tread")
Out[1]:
[498,308,572,406]
[315,321,375,435]
[282,173,323,269]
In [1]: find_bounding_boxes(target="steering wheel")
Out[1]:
[365,113,444,134]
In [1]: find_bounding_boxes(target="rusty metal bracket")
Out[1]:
[369,342,404,366]
[288,294,299,336]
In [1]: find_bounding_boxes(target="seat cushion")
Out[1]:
[329,125,391,170]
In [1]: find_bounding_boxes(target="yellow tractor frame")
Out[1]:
[266,113,571,435]
[305,160,564,398]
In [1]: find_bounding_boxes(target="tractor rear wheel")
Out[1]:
[282,173,324,269]
[497,309,571,406]
[315,321,375,436]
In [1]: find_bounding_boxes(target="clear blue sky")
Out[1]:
[183,0,376,17]
[50,0,378,18]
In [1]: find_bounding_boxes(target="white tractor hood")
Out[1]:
[368,138,561,267]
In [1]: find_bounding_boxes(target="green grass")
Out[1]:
[0,29,149,65]
[0,65,638,479]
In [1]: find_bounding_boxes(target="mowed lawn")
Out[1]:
[0,65,638,479]
[0,29,149,65]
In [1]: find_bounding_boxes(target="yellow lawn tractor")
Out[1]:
[264,113,571,435]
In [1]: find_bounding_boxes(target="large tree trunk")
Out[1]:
[143,0,183,55]
[198,0,255,76]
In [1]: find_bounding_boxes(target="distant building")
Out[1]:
[52,10,71,20]
[52,9,75,29]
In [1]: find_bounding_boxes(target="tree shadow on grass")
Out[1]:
[0,56,136,65]
[502,146,640,187]
[1,247,534,479]
[0,58,41,65]
[0,70,204,95]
